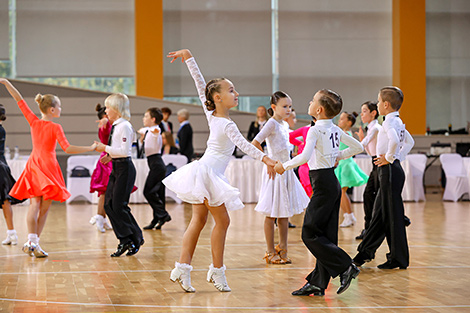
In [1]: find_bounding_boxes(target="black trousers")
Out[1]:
[357,160,409,267]
[105,158,143,245]
[362,156,379,230]
[144,154,169,222]
[303,168,352,289]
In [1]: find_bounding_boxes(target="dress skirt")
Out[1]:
[90,152,112,196]
[255,165,309,218]
[334,158,368,188]
[163,154,244,211]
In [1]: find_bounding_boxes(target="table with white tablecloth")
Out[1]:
[224,158,265,203]
[6,157,30,205]
[463,157,470,195]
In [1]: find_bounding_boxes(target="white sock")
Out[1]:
[28,233,39,244]
[7,229,16,236]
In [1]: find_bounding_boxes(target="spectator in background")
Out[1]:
[160,107,173,133]
[177,108,194,162]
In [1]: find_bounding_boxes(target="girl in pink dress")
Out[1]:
[89,104,113,232]
[289,124,313,197]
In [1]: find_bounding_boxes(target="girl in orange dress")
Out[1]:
[0,78,97,258]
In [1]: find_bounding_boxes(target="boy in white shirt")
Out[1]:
[139,108,171,230]
[353,86,414,270]
[275,89,363,296]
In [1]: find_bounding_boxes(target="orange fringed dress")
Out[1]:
[9,100,71,202]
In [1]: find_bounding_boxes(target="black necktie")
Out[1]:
[142,130,149,154]
[108,124,115,146]
[365,126,368,132]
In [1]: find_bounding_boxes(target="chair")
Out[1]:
[402,154,426,202]
[439,153,469,202]
[66,155,100,203]
[162,154,188,203]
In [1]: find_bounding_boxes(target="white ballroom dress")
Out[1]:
[254,118,310,218]
[163,57,265,211]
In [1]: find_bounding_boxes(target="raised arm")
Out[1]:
[0,78,39,125]
[0,78,23,102]
[167,49,210,117]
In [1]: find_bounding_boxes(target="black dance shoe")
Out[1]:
[155,215,172,230]
[127,239,145,256]
[352,252,371,267]
[377,260,407,270]
[288,222,297,228]
[291,282,325,296]
[355,229,366,240]
[143,220,158,230]
[337,263,360,294]
[111,242,135,257]
[404,216,411,227]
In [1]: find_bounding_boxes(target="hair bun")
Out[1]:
[34,94,43,104]
[204,100,216,111]
[95,103,104,112]
[352,111,358,118]
[267,107,274,117]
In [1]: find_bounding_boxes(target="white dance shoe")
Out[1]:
[31,243,48,258]
[2,232,18,245]
[90,215,105,232]
[170,262,196,293]
[340,213,355,228]
[103,217,113,230]
[207,264,231,292]
[22,241,34,256]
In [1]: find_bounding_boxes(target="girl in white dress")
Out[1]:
[252,92,310,264]
[164,49,276,293]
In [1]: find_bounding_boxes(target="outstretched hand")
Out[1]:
[94,141,106,153]
[167,49,193,63]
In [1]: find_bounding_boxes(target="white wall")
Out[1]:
[163,0,393,116]
[426,0,470,130]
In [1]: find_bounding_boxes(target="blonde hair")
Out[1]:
[105,93,131,121]
[35,94,59,114]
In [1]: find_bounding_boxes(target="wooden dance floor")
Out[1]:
[0,192,469,312]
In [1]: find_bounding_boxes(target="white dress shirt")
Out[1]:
[376,112,414,163]
[105,118,134,158]
[361,119,381,156]
[138,125,162,157]
[283,119,363,171]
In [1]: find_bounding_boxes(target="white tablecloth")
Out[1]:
[6,157,29,180]
[463,157,470,195]
[6,157,30,205]
[224,159,264,203]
